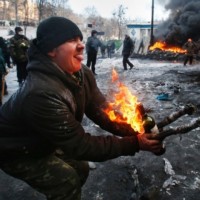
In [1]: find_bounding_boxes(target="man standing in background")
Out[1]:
[183,38,197,66]
[122,34,134,70]
[9,26,30,86]
[137,39,144,54]
[86,30,102,75]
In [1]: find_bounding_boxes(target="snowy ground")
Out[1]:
[2,55,200,200]
[80,57,200,200]
[0,26,36,40]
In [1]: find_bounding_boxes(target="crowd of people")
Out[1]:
[85,30,116,75]
[1,22,200,105]
[0,26,30,105]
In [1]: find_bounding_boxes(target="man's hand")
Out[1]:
[137,133,165,155]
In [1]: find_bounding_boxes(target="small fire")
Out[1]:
[103,69,145,134]
[149,41,186,54]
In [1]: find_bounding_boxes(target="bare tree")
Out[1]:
[8,0,24,25]
[51,0,68,8]
[0,0,128,42]
[8,0,20,25]
[103,18,119,40]
[84,6,104,31]
[36,0,69,21]
[84,6,98,18]
[56,0,69,16]
[36,0,46,21]
[112,4,128,40]
[0,0,7,20]
[23,0,28,35]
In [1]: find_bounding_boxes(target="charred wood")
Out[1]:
[157,104,196,129]
[154,117,200,141]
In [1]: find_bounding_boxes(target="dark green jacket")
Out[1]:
[122,37,134,56]
[0,39,139,162]
[86,36,101,53]
[9,34,29,62]
[183,41,197,56]
[0,48,6,74]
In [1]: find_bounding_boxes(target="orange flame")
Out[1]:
[149,41,186,53]
[103,69,145,134]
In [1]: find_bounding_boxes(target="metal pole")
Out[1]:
[150,0,154,46]
[15,0,19,26]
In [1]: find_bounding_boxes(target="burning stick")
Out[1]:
[154,117,200,141]
[157,104,196,129]
[103,69,199,141]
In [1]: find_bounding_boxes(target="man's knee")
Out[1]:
[65,160,89,186]
[45,162,82,200]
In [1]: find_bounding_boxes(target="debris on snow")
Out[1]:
[89,161,97,169]
[163,158,175,176]
[162,158,186,190]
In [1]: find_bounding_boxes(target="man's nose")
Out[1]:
[78,41,85,49]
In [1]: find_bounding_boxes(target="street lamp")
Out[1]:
[150,0,154,46]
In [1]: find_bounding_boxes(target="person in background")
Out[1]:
[0,16,164,200]
[107,40,115,58]
[183,38,197,66]
[0,48,8,105]
[86,30,102,75]
[0,37,11,68]
[137,39,145,54]
[100,41,106,58]
[122,34,134,70]
[9,26,30,86]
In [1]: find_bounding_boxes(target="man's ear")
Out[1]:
[47,49,56,57]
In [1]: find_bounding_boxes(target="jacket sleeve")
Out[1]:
[86,37,92,52]
[0,57,6,74]
[84,68,139,138]
[22,92,139,162]
[9,38,15,60]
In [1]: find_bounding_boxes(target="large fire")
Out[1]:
[149,41,187,54]
[103,69,145,134]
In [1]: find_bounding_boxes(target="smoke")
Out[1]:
[154,0,200,46]
[157,0,170,6]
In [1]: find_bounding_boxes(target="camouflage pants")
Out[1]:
[1,154,89,200]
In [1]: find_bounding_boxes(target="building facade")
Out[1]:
[126,22,158,53]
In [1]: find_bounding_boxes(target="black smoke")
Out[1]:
[154,0,200,46]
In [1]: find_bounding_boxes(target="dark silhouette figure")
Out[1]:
[183,38,197,66]
[122,35,134,70]
[86,30,101,75]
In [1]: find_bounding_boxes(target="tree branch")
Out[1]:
[154,117,200,141]
[157,104,196,129]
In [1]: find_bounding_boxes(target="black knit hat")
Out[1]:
[91,30,98,36]
[36,16,83,53]
[15,26,23,33]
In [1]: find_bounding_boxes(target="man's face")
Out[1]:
[18,31,23,35]
[49,37,85,74]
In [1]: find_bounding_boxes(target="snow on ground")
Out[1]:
[0,26,36,40]
[81,57,200,200]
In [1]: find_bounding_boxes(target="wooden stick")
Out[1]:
[157,104,196,129]
[154,117,200,141]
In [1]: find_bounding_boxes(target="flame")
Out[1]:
[103,69,145,134]
[149,41,186,53]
